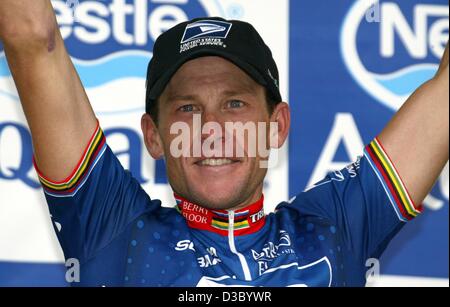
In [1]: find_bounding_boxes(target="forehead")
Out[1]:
[162,56,263,97]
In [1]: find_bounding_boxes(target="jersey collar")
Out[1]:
[175,194,266,236]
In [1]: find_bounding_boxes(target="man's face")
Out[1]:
[143,56,286,210]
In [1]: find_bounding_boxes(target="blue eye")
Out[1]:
[228,100,244,109]
[179,104,195,112]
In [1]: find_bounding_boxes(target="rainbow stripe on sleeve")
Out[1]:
[364,137,422,222]
[33,123,107,198]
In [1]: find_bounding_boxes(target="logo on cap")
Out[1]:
[181,20,232,43]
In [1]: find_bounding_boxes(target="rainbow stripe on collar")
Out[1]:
[175,194,266,236]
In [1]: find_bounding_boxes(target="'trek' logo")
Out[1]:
[250,209,265,223]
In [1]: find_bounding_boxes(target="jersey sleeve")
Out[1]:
[283,137,422,260]
[33,121,154,263]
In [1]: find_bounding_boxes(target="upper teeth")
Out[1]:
[199,158,234,166]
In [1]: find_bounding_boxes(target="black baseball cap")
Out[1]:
[145,17,282,114]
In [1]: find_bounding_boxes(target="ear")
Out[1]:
[269,102,290,149]
[141,113,165,160]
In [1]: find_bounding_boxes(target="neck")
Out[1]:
[229,188,264,211]
[175,193,266,236]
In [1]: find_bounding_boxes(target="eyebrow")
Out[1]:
[165,94,198,103]
[167,94,197,101]
[167,89,256,101]
[221,89,256,97]
[164,83,259,104]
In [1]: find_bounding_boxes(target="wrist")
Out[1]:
[433,64,449,84]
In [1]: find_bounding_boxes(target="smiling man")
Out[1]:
[0,1,448,287]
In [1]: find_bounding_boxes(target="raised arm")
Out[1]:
[0,0,97,181]
[377,42,449,207]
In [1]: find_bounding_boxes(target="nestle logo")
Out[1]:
[181,20,232,43]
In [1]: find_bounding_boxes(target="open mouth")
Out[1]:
[194,158,242,167]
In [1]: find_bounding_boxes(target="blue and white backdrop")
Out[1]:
[0,0,448,286]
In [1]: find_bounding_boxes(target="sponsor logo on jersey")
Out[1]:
[251,230,295,275]
[175,239,196,252]
[197,247,222,268]
[196,256,333,287]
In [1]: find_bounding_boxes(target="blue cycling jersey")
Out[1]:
[34,123,421,287]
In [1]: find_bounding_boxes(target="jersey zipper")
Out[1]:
[228,210,252,281]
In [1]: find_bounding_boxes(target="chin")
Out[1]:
[188,180,246,210]
[180,160,250,208]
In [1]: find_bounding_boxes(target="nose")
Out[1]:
[200,110,224,139]
[198,110,227,157]
[202,108,220,125]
